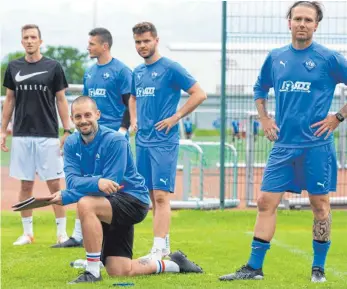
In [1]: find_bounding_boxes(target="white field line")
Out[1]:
[245,231,347,279]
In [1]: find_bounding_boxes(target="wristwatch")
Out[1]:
[63,129,73,134]
[335,113,345,122]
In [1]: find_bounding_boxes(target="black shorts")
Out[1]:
[100,192,148,264]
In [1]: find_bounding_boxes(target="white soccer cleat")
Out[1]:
[56,233,69,244]
[13,234,34,246]
[139,248,171,261]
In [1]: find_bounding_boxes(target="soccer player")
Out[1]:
[129,22,207,260]
[231,120,240,141]
[1,24,70,246]
[183,117,193,139]
[220,1,347,283]
[48,96,202,283]
[54,27,132,248]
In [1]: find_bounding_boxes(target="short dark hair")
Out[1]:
[71,96,98,114]
[22,24,41,39]
[89,27,113,49]
[286,1,324,22]
[132,22,158,37]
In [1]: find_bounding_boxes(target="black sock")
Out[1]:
[253,237,270,244]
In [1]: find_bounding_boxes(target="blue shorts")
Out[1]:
[136,145,179,193]
[261,143,337,195]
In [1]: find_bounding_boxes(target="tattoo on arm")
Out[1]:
[138,258,151,266]
[255,99,269,118]
[313,211,332,242]
[339,103,347,119]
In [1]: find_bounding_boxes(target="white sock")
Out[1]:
[22,216,33,236]
[55,217,67,236]
[72,219,83,242]
[86,252,101,278]
[156,260,180,273]
[165,234,170,252]
[153,237,166,250]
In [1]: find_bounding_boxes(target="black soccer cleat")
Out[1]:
[169,250,203,273]
[311,267,326,283]
[219,265,264,281]
[51,237,83,248]
[68,271,102,284]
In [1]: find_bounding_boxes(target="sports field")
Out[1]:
[1,210,347,289]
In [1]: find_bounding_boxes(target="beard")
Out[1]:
[139,47,156,59]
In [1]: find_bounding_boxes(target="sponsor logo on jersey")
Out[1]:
[279,81,311,93]
[136,87,156,97]
[88,88,107,97]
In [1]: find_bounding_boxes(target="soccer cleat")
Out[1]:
[219,265,264,281]
[311,267,326,283]
[51,236,83,248]
[169,250,203,273]
[68,271,102,284]
[139,247,170,261]
[13,234,34,246]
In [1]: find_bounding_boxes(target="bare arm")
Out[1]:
[174,82,207,120]
[255,98,279,142]
[56,89,71,148]
[1,89,15,152]
[1,88,15,132]
[129,95,137,132]
[255,98,269,119]
[56,89,70,130]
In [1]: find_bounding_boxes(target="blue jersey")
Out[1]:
[254,42,347,148]
[131,57,196,147]
[83,58,132,131]
[61,125,149,205]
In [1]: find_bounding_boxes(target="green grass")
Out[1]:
[1,210,347,289]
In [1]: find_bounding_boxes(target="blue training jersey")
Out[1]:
[83,58,132,131]
[131,57,197,147]
[61,125,149,205]
[254,41,347,148]
[184,119,193,133]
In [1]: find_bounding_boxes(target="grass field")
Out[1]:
[2,210,347,289]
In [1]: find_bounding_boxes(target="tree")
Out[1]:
[1,46,89,95]
[1,51,25,95]
[43,46,89,84]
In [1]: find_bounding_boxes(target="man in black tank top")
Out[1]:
[1,24,71,247]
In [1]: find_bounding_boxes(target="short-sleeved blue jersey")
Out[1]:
[131,57,196,147]
[83,58,132,131]
[254,42,347,148]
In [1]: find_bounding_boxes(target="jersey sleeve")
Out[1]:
[131,71,136,96]
[117,67,132,95]
[170,62,197,92]
[329,52,347,85]
[253,52,273,100]
[82,72,88,96]
[53,62,68,94]
[3,64,15,90]
[63,137,100,193]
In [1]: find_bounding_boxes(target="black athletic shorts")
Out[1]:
[100,192,149,264]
